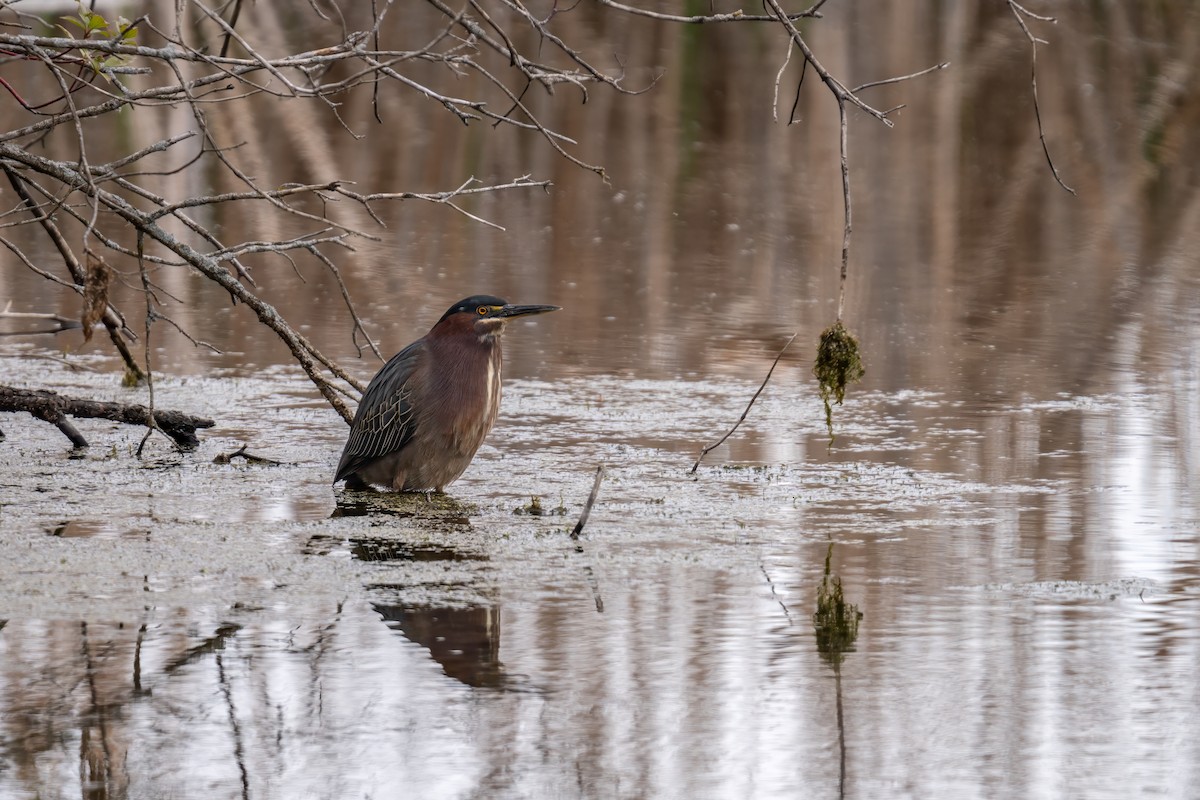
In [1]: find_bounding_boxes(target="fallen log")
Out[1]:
[0,385,214,450]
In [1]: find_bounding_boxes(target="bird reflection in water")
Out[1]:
[374,603,510,689]
[349,536,515,689]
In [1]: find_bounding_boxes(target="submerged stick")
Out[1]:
[690,333,797,474]
[576,554,605,613]
[570,464,606,539]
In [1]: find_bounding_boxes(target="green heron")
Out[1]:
[334,295,560,492]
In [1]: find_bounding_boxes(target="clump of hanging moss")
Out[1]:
[813,542,862,661]
[813,320,864,440]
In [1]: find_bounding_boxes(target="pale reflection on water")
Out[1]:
[0,363,1196,798]
[2,1,1200,798]
[0,579,1195,798]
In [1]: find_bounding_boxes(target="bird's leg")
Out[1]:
[343,473,374,492]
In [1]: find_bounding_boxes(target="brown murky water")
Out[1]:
[3,2,1200,799]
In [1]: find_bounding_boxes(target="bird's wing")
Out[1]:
[334,339,425,482]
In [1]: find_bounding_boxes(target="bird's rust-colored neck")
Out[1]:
[422,312,503,456]
[424,311,502,395]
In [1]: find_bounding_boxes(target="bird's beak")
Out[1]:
[498,304,561,319]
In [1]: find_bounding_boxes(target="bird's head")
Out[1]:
[437,295,561,340]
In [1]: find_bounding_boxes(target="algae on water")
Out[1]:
[813,541,862,662]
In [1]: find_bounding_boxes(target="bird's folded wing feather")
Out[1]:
[334,340,424,481]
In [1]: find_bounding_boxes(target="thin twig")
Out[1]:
[852,61,950,94]
[788,56,808,124]
[691,333,797,474]
[772,37,794,123]
[835,97,850,321]
[148,308,224,355]
[1007,0,1075,195]
[595,0,821,23]
[3,164,143,377]
[134,230,169,457]
[305,245,383,361]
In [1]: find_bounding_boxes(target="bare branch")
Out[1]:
[1007,0,1076,195]
[3,165,143,378]
[0,141,366,414]
[760,0,895,127]
[339,176,553,230]
[0,385,214,450]
[0,0,955,440]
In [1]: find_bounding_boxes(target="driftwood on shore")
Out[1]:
[0,385,214,450]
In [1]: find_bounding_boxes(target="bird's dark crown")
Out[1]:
[438,295,508,324]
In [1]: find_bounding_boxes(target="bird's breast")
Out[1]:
[422,339,503,457]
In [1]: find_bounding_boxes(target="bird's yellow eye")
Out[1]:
[477,306,489,315]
